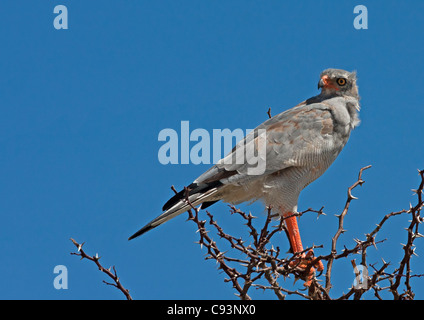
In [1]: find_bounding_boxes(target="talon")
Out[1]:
[306,249,324,272]
[316,260,324,272]
[288,252,321,287]
[303,267,315,287]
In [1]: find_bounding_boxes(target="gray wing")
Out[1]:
[128,101,342,240]
[195,102,338,186]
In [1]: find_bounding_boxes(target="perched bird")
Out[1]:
[129,68,360,282]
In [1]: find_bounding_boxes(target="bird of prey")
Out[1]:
[129,68,360,283]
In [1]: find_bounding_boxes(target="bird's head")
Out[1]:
[318,69,359,99]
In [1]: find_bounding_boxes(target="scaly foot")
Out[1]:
[289,249,324,286]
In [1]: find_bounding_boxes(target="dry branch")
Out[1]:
[70,238,132,300]
[68,167,424,300]
[186,166,424,300]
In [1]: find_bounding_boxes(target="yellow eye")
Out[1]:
[337,78,347,86]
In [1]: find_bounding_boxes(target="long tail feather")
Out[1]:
[128,188,219,240]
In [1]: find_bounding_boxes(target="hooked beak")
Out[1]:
[318,75,339,91]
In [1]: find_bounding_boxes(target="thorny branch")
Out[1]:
[185,166,424,300]
[69,167,423,300]
[324,165,371,291]
[70,238,133,300]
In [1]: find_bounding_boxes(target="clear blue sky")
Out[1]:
[1,1,423,300]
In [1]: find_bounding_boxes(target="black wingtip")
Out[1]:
[128,224,156,241]
[162,183,197,211]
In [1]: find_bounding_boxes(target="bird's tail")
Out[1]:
[128,186,219,240]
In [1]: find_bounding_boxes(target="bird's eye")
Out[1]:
[337,78,347,86]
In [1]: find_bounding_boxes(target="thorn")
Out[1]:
[267,107,272,119]
[78,242,85,252]
[354,238,362,245]
[372,239,378,250]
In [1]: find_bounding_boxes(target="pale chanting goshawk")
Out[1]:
[129,68,360,284]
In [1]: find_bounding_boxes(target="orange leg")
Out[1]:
[284,213,304,253]
[284,212,324,286]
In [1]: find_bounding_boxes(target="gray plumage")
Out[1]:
[129,68,360,240]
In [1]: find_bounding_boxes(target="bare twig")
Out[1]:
[267,107,272,119]
[70,238,133,300]
[325,165,372,291]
